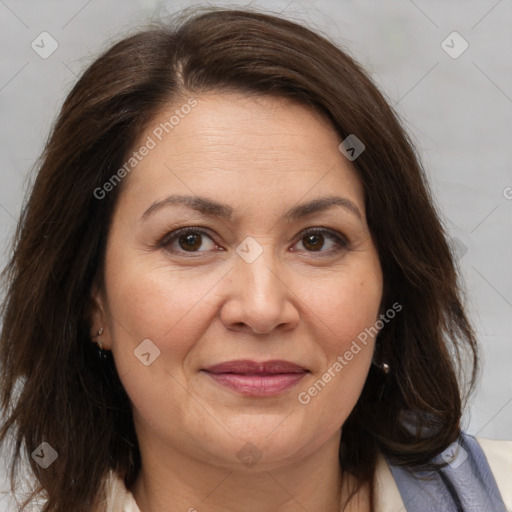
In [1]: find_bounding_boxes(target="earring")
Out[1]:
[92,327,108,360]
[372,343,390,374]
[371,359,390,373]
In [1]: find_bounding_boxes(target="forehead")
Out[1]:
[116,91,365,217]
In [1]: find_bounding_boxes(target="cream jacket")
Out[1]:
[100,438,512,512]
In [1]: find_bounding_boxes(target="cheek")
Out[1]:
[102,247,230,390]
[309,268,382,351]
[105,257,218,339]
[295,267,381,413]
[102,256,223,431]
[296,276,380,429]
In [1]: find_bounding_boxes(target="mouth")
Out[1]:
[201,359,310,397]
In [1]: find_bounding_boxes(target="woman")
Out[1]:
[1,7,510,512]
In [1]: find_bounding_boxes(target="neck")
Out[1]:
[129,429,369,512]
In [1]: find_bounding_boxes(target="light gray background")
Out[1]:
[1,0,511,509]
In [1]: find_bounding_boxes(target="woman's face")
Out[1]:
[92,92,383,471]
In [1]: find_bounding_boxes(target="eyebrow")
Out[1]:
[140,194,362,222]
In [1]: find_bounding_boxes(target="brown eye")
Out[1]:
[162,228,217,255]
[178,232,203,251]
[294,228,348,256]
[302,232,325,251]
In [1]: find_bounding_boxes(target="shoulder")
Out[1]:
[476,436,512,509]
[97,470,141,512]
[373,449,405,512]
[373,433,512,512]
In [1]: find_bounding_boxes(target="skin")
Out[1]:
[91,92,383,512]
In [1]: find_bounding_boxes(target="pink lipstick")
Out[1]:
[202,359,309,397]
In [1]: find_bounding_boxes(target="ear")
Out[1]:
[89,283,111,350]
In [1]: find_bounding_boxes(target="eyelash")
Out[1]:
[158,226,349,258]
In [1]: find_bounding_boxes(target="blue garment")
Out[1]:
[387,432,508,511]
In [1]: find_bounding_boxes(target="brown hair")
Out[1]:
[0,7,478,512]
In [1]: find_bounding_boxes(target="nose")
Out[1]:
[219,245,300,335]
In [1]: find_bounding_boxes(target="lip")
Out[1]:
[203,359,309,374]
[201,359,309,397]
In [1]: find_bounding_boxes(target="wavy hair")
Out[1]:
[0,7,478,512]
